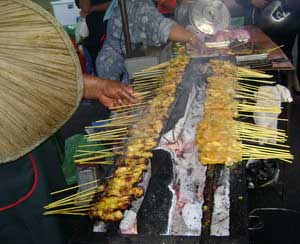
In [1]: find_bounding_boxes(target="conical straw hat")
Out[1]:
[0,0,83,163]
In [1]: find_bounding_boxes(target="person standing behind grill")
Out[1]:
[236,0,300,82]
[76,0,111,75]
[157,0,177,18]
[95,0,203,84]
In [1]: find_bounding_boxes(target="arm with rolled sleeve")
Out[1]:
[96,0,194,82]
[130,0,177,46]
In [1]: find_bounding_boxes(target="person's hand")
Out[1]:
[185,27,207,54]
[83,74,138,108]
[187,34,206,50]
[251,0,268,9]
[96,80,138,108]
[80,10,89,17]
[79,0,90,16]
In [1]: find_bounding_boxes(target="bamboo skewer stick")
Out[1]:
[44,212,88,216]
[237,122,286,133]
[77,161,115,165]
[238,131,287,142]
[46,186,100,208]
[86,130,128,139]
[241,157,293,163]
[235,94,278,101]
[142,61,170,71]
[45,204,93,213]
[74,152,114,159]
[85,135,128,142]
[94,114,139,123]
[241,144,292,153]
[87,137,128,142]
[237,77,275,84]
[133,75,161,81]
[133,69,164,75]
[238,129,287,140]
[237,113,288,121]
[44,209,91,215]
[74,153,119,163]
[111,104,147,113]
[45,198,94,209]
[85,131,128,138]
[132,72,163,78]
[113,106,144,115]
[236,87,281,100]
[47,192,97,209]
[76,146,123,154]
[240,138,290,148]
[85,127,128,135]
[78,142,123,148]
[132,80,161,87]
[238,82,261,91]
[50,179,101,195]
[131,78,160,84]
[237,67,273,78]
[264,45,284,53]
[110,102,148,110]
[133,88,159,94]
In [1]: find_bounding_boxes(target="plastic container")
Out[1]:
[51,0,80,26]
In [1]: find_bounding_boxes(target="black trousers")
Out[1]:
[83,11,107,75]
[0,138,69,244]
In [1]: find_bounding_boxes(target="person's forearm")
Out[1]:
[90,2,111,12]
[168,24,194,43]
[83,74,102,99]
[79,0,91,14]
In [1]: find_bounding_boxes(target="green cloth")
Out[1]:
[62,134,84,185]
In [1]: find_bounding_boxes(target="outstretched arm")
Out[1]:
[168,24,195,43]
[83,74,138,108]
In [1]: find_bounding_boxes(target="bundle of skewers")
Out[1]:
[44,55,190,220]
[196,59,293,165]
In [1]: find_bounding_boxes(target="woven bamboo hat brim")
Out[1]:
[0,0,83,163]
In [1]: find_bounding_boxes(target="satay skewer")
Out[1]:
[44,204,93,215]
[237,113,288,121]
[78,142,123,148]
[237,77,275,84]
[141,61,170,71]
[50,179,101,195]
[45,186,100,209]
[77,161,115,165]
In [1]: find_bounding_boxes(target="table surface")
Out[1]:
[245,26,294,71]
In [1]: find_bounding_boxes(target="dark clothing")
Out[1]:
[0,138,69,244]
[76,0,110,74]
[237,0,300,79]
[76,0,106,6]
[84,10,108,74]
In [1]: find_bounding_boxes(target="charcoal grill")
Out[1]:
[70,57,249,244]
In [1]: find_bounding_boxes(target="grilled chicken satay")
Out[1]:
[91,55,190,221]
